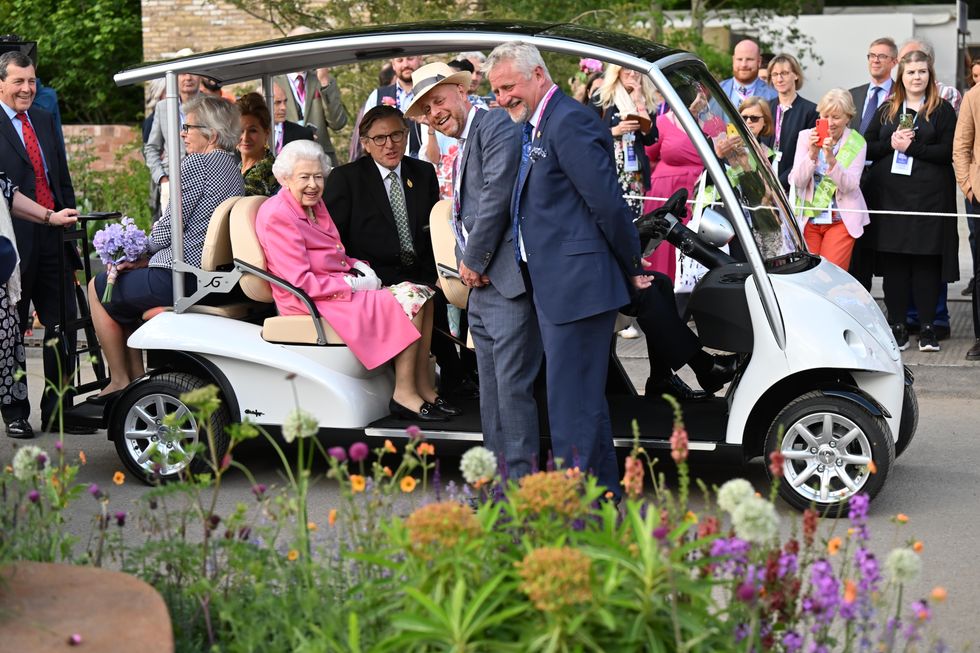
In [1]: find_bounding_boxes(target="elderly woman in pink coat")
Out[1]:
[788,88,870,270]
[256,140,456,423]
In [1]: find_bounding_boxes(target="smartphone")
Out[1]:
[726,122,739,138]
[815,118,829,142]
[898,113,914,130]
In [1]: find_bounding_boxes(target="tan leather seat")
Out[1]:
[228,196,345,345]
[429,199,469,310]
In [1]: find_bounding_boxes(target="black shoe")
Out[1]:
[5,418,34,439]
[966,339,980,361]
[694,354,739,395]
[388,398,447,422]
[431,396,462,416]
[934,324,950,341]
[86,389,124,406]
[891,323,909,351]
[962,277,975,297]
[918,325,940,352]
[645,374,710,401]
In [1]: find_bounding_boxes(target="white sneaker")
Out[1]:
[618,325,640,339]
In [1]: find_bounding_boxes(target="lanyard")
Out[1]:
[774,105,784,149]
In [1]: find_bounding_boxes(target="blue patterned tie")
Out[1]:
[859,86,881,135]
[512,122,534,263]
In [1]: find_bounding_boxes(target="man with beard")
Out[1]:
[350,56,424,159]
[405,62,541,478]
[719,39,776,106]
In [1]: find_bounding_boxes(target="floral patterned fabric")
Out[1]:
[0,170,16,207]
[613,139,645,219]
[242,150,280,197]
[0,284,27,407]
[387,281,435,319]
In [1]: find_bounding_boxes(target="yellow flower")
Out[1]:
[512,471,586,520]
[307,521,317,532]
[930,586,947,602]
[112,471,125,486]
[827,536,842,555]
[400,476,417,493]
[350,475,366,493]
[895,513,909,524]
[684,511,698,525]
[516,547,593,612]
[913,540,924,553]
[78,451,87,465]
[405,501,482,559]
[328,509,337,527]
[417,442,435,457]
[383,439,396,453]
[286,549,299,561]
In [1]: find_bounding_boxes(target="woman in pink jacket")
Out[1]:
[256,140,455,423]
[788,88,870,270]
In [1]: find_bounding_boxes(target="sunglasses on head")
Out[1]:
[740,114,763,123]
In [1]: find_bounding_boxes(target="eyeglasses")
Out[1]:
[770,71,793,79]
[363,130,407,146]
[740,114,763,123]
[867,53,894,62]
[180,123,207,134]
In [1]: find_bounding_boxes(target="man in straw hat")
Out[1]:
[406,61,542,479]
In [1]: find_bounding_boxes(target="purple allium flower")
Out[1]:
[36,452,47,468]
[114,511,126,527]
[28,489,40,503]
[348,442,369,462]
[251,483,267,499]
[327,446,347,462]
[736,581,756,603]
[405,425,422,440]
[87,483,102,499]
[54,440,63,451]
[653,526,669,541]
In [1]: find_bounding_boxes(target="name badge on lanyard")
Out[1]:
[890,102,915,176]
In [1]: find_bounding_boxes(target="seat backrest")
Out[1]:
[429,199,470,309]
[200,195,243,271]
[229,195,274,303]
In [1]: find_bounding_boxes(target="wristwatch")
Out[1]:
[43,209,52,224]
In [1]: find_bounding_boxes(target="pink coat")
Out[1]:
[255,188,420,370]
[787,127,870,239]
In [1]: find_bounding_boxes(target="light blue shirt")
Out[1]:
[861,78,893,118]
[1,99,49,174]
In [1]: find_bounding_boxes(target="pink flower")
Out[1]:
[670,427,688,463]
[348,442,369,462]
[381,96,397,107]
[579,58,603,74]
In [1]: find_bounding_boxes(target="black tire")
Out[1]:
[764,391,894,518]
[895,382,918,458]
[111,372,231,484]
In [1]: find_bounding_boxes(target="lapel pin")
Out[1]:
[536,130,541,139]
[406,178,414,188]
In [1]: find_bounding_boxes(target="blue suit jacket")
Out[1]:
[513,89,641,325]
[719,77,777,106]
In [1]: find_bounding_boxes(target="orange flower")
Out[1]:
[827,536,842,555]
[78,451,87,465]
[843,579,858,604]
[112,471,125,486]
[604,491,614,500]
[286,549,299,561]
[328,509,337,526]
[895,513,909,524]
[930,587,947,602]
[383,466,393,477]
[417,442,435,456]
[307,521,317,532]
[913,540,924,553]
[383,439,396,453]
[684,511,698,524]
[350,474,366,493]
[400,476,417,493]
[867,460,878,474]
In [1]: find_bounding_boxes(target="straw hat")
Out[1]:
[403,62,472,119]
[428,199,470,310]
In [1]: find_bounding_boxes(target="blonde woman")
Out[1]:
[594,64,659,219]
[788,88,869,271]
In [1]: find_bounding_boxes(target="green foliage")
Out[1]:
[0,0,143,123]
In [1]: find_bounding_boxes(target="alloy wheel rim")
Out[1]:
[122,393,199,476]
[780,412,873,504]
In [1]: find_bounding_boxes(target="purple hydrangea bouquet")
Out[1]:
[92,217,148,303]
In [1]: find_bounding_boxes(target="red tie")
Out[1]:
[16,112,55,210]
[295,75,306,105]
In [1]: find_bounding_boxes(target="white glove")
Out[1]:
[343,273,382,292]
[353,260,378,279]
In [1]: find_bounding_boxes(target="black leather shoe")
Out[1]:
[967,339,980,361]
[388,398,447,422]
[645,374,710,401]
[694,354,739,395]
[5,418,34,439]
[431,397,462,416]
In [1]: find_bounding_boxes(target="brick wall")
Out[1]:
[63,125,142,172]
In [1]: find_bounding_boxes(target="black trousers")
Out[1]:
[2,225,78,426]
[878,251,941,328]
[620,271,701,380]
[429,287,476,389]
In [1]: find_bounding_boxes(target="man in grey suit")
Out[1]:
[406,62,542,479]
[848,37,897,134]
[143,66,200,220]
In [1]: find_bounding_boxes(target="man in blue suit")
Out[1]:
[719,39,777,106]
[406,62,542,479]
[486,42,652,494]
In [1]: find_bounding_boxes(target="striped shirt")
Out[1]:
[149,150,244,269]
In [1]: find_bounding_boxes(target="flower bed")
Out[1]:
[1,388,950,652]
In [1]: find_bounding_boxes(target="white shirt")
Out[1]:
[375,160,403,196]
[518,84,559,261]
[1,100,49,174]
[286,72,308,122]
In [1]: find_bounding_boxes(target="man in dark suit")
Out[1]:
[0,51,79,437]
[485,42,650,494]
[848,37,898,290]
[406,63,541,479]
[272,83,315,153]
[324,105,474,396]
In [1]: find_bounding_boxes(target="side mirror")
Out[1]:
[699,208,735,247]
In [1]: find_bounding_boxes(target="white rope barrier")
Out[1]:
[623,193,974,220]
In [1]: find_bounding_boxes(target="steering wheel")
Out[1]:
[635,188,688,244]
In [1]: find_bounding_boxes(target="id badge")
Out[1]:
[891,150,913,176]
[773,150,783,166]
